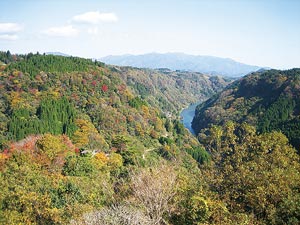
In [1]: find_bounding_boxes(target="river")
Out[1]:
[180,102,199,136]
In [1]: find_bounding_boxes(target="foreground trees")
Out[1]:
[129,164,178,224]
[201,122,300,224]
[1,123,299,224]
[73,164,178,225]
[0,134,114,224]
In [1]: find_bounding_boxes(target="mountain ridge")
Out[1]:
[100,52,265,77]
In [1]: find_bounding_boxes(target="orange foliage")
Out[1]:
[3,134,77,172]
[8,135,40,154]
[0,152,9,160]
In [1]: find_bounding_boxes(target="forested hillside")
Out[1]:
[0,52,228,146]
[190,68,300,224]
[116,67,229,113]
[192,69,300,150]
[0,53,299,225]
[0,52,224,224]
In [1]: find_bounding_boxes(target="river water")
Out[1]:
[180,103,199,136]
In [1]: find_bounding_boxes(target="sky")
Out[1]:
[0,0,299,69]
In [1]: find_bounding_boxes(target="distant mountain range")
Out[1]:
[100,53,265,77]
[45,52,70,57]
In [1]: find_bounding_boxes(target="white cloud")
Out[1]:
[87,27,99,35]
[0,23,23,34]
[43,25,79,37]
[73,11,118,24]
[0,34,18,40]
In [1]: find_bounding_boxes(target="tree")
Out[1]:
[129,164,178,224]
[185,146,211,165]
[72,204,152,225]
[72,119,108,151]
[35,133,74,172]
[0,151,63,224]
[203,122,300,224]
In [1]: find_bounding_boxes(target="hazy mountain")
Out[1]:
[45,51,70,57]
[100,52,263,77]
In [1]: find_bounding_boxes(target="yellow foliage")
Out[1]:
[93,152,109,169]
[94,152,109,163]
[1,190,63,224]
[127,115,134,123]
[0,152,8,160]
[12,79,19,84]
[135,123,145,137]
[155,117,164,132]
[73,129,89,147]
[36,134,67,160]
[73,119,108,150]
[9,91,22,109]
[164,145,171,151]
[49,90,61,98]
[40,89,61,99]
[108,153,123,169]
[124,88,134,100]
[8,91,33,109]
[141,105,150,118]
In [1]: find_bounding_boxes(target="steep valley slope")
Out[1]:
[192,68,300,149]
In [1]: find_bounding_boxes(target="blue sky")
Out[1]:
[0,0,299,69]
